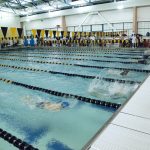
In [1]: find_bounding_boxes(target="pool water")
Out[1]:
[0,48,149,150]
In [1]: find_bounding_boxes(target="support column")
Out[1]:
[61,16,67,31]
[133,7,138,34]
[20,22,26,37]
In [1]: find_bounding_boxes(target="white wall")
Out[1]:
[137,6,150,36]
[66,8,133,26]
[137,6,150,21]
[20,2,150,35]
[23,8,133,31]
[24,16,62,30]
[0,11,21,27]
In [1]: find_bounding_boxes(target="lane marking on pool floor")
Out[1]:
[0,64,141,84]
[0,77,121,110]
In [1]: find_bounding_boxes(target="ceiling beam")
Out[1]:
[5,2,17,14]
[20,0,150,22]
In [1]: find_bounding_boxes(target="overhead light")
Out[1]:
[117,5,124,9]
[69,0,86,5]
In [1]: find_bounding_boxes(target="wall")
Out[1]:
[66,8,133,26]
[0,11,21,27]
[20,0,150,35]
[137,6,150,21]
[0,11,21,38]
[24,16,62,31]
[137,6,150,36]
[23,8,133,32]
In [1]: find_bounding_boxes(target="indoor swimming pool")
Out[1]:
[0,48,149,150]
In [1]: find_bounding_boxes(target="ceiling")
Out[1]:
[0,0,126,16]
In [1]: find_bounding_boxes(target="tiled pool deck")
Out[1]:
[89,74,150,150]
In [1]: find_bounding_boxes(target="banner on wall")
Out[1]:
[53,31,56,38]
[31,29,37,38]
[64,31,67,37]
[61,31,64,38]
[17,28,23,38]
[10,27,17,38]
[37,29,41,37]
[49,30,53,38]
[99,32,102,37]
[41,30,45,38]
[45,30,49,38]
[67,31,70,38]
[72,32,75,37]
[1,27,8,38]
[56,31,60,38]
[96,32,100,37]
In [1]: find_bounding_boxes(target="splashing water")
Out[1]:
[88,77,139,100]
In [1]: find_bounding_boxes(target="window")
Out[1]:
[82,25,91,32]
[74,26,82,32]
[67,26,75,32]
[113,23,123,31]
[92,24,102,32]
[138,22,150,36]
[104,24,113,32]
[124,22,133,36]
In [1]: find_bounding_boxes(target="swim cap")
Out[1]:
[61,102,69,108]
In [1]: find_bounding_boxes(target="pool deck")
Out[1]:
[89,74,150,150]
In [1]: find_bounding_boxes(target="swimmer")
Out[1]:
[143,50,150,59]
[36,101,69,111]
[138,59,147,64]
[107,69,129,76]
[22,96,69,111]
[120,70,129,76]
[36,101,62,111]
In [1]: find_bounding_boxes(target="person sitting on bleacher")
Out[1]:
[13,37,18,47]
[8,37,13,47]
[0,38,4,48]
[18,37,24,46]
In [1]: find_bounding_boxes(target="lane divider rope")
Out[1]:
[0,54,143,64]
[31,51,144,56]
[0,57,149,73]
[0,78,121,110]
[0,64,141,84]
[0,48,145,54]
[0,51,143,59]
[0,128,38,150]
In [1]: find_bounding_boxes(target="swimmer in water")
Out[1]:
[107,69,129,76]
[120,70,129,76]
[36,101,62,111]
[36,101,69,111]
[22,96,69,111]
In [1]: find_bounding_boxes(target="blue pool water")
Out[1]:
[0,48,149,150]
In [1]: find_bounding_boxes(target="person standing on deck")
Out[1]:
[131,34,137,48]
